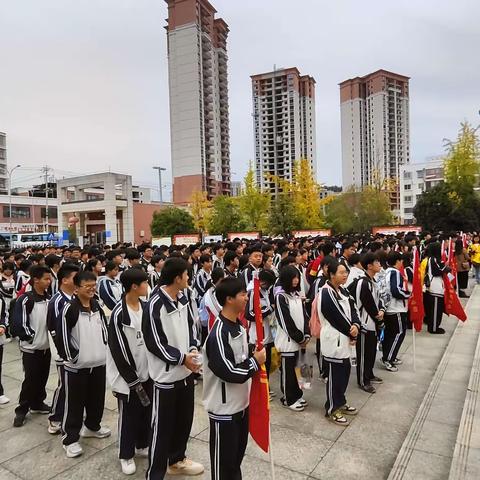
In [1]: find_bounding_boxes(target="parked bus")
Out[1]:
[9,232,60,249]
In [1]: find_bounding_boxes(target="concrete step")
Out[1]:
[388,286,480,480]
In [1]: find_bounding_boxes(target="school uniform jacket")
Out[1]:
[0,297,7,346]
[0,275,15,307]
[142,287,198,384]
[148,270,161,291]
[245,285,274,345]
[107,299,149,396]
[426,257,448,297]
[274,290,310,353]
[59,297,108,370]
[241,264,259,288]
[352,275,384,332]
[46,290,72,363]
[203,315,259,417]
[12,291,50,353]
[193,269,211,302]
[317,282,361,360]
[15,270,30,295]
[212,255,224,270]
[339,256,351,274]
[98,276,123,311]
[385,267,410,313]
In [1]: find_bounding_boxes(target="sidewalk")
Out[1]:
[0,289,474,480]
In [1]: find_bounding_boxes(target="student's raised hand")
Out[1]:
[184,352,202,373]
[253,347,266,366]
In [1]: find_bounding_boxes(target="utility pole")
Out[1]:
[42,165,50,232]
[8,164,21,245]
[153,166,167,203]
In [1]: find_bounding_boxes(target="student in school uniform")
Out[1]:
[98,260,123,312]
[212,244,226,270]
[142,257,204,478]
[107,268,152,476]
[15,259,32,296]
[12,265,52,427]
[45,253,61,296]
[350,253,385,394]
[59,271,111,458]
[0,295,9,405]
[193,254,213,305]
[203,277,266,480]
[148,254,166,290]
[46,263,80,435]
[223,251,239,278]
[317,260,360,426]
[240,244,263,288]
[274,265,310,412]
[345,253,364,288]
[198,268,225,343]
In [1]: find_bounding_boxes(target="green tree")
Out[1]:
[444,122,480,201]
[237,163,269,231]
[209,196,246,236]
[267,192,301,236]
[325,186,392,234]
[150,207,195,237]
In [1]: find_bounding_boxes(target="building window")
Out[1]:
[41,207,57,218]
[404,184,411,190]
[404,196,412,202]
[3,206,31,218]
[403,171,412,179]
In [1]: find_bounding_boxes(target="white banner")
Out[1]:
[292,229,332,238]
[227,232,260,240]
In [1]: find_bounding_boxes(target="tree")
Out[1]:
[414,183,480,232]
[268,192,301,236]
[237,163,269,231]
[444,122,480,201]
[190,190,212,235]
[291,159,324,229]
[325,186,392,234]
[208,196,246,236]
[150,207,195,237]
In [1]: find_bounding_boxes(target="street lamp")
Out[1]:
[8,164,21,245]
[153,166,167,203]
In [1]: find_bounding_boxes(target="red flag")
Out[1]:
[408,247,425,332]
[248,272,270,453]
[447,238,457,288]
[462,233,468,249]
[441,240,447,263]
[444,273,467,322]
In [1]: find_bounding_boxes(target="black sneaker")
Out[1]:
[360,384,376,394]
[429,328,446,335]
[30,403,50,414]
[13,413,26,427]
[370,376,384,384]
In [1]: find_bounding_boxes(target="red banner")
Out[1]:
[248,273,270,453]
[408,247,425,332]
[444,274,467,322]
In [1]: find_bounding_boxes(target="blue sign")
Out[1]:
[62,230,69,241]
[105,230,112,238]
[48,233,55,241]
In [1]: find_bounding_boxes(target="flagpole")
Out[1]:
[412,326,416,372]
[268,421,276,480]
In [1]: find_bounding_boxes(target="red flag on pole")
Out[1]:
[248,272,270,453]
[444,273,467,322]
[441,240,447,263]
[447,238,457,288]
[408,247,425,332]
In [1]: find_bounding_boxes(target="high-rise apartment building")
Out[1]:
[339,70,410,211]
[251,67,316,193]
[165,0,230,205]
[0,133,7,194]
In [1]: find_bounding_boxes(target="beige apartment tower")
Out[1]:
[165,0,230,205]
[251,68,316,194]
[339,69,410,212]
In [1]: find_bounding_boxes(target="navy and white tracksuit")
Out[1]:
[382,268,410,362]
[107,299,151,460]
[317,282,360,415]
[98,276,123,312]
[59,297,108,446]
[424,257,448,333]
[203,315,259,480]
[274,290,310,406]
[142,287,199,480]
[12,291,51,416]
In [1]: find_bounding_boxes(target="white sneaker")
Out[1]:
[48,420,61,434]
[80,425,111,438]
[120,458,136,475]
[281,398,305,412]
[63,442,83,458]
[0,395,10,405]
[167,458,205,475]
[135,447,149,458]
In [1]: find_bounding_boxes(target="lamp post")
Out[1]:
[8,164,21,244]
[153,166,167,203]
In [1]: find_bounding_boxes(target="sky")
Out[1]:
[1,0,480,201]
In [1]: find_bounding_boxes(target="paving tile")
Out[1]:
[2,438,98,480]
[0,467,22,480]
[310,443,393,480]
[0,422,51,463]
[415,420,458,458]
[401,450,452,480]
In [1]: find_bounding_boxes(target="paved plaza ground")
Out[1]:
[0,286,477,480]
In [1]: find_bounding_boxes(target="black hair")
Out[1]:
[29,265,51,281]
[58,263,80,285]
[105,260,118,273]
[348,253,361,267]
[211,267,225,285]
[342,240,355,252]
[259,269,276,288]
[30,253,44,263]
[386,251,403,267]
[248,243,263,255]
[120,267,148,293]
[2,261,15,273]
[14,253,26,262]
[455,239,464,255]
[85,258,101,272]
[160,257,189,285]
[361,252,378,270]
[19,259,33,272]
[212,244,224,254]
[326,259,344,279]
[215,277,245,307]
[238,254,249,271]
[151,253,166,266]
[106,249,122,261]
[74,270,97,287]
[125,248,141,261]
[224,250,238,267]
[278,265,300,293]
[426,241,442,260]
[321,241,335,256]
[45,253,61,269]
[199,254,212,265]
[278,256,296,271]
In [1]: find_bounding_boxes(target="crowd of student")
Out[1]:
[0,231,478,479]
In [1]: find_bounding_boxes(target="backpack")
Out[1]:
[309,294,321,338]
